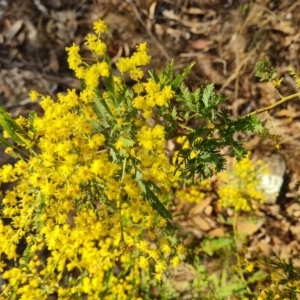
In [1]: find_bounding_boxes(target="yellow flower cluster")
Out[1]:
[288,65,300,89]
[176,185,205,204]
[0,20,182,299]
[217,154,268,212]
[114,42,175,119]
[116,42,150,77]
[175,179,211,204]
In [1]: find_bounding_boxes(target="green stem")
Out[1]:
[178,123,193,131]
[232,211,251,294]
[245,92,300,116]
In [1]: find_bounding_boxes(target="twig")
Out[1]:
[220,47,257,93]
[125,0,171,61]
[245,92,300,117]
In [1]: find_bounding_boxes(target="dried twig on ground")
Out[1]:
[125,0,171,61]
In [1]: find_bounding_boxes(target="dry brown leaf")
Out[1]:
[256,241,272,256]
[204,205,213,216]
[208,227,226,237]
[190,197,212,216]
[191,216,211,231]
[49,49,60,73]
[274,109,300,118]
[165,27,185,40]
[281,219,291,233]
[162,9,217,34]
[272,236,283,255]
[290,240,300,256]
[268,205,280,217]
[23,19,38,43]
[136,0,158,10]
[284,32,300,47]
[16,31,26,45]
[280,244,292,261]
[272,235,283,245]
[0,79,13,100]
[228,33,247,54]
[184,7,205,15]
[290,223,300,237]
[257,82,278,104]
[188,20,217,34]
[56,22,68,42]
[191,39,213,50]
[273,21,295,35]
[179,225,203,239]
[286,203,300,217]
[205,216,216,228]
[293,259,300,269]
[245,135,261,150]
[161,9,179,21]
[5,20,23,42]
[52,10,78,44]
[237,219,264,235]
[196,55,225,85]
[33,0,49,16]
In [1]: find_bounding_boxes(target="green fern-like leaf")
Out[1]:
[114,85,128,108]
[120,137,135,148]
[20,243,33,269]
[255,59,277,82]
[0,135,14,148]
[93,88,113,117]
[144,183,172,220]
[104,76,115,103]
[166,60,174,81]
[171,62,195,90]
[193,88,201,104]
[28,111,37,134]
[90,101,110,129]
[217,109,231,125]
[0,106,32,147]
[148,70,160,83]
[171,106,177,120]
[202,84,214,108]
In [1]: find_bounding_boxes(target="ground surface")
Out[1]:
[1,0,300,295]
